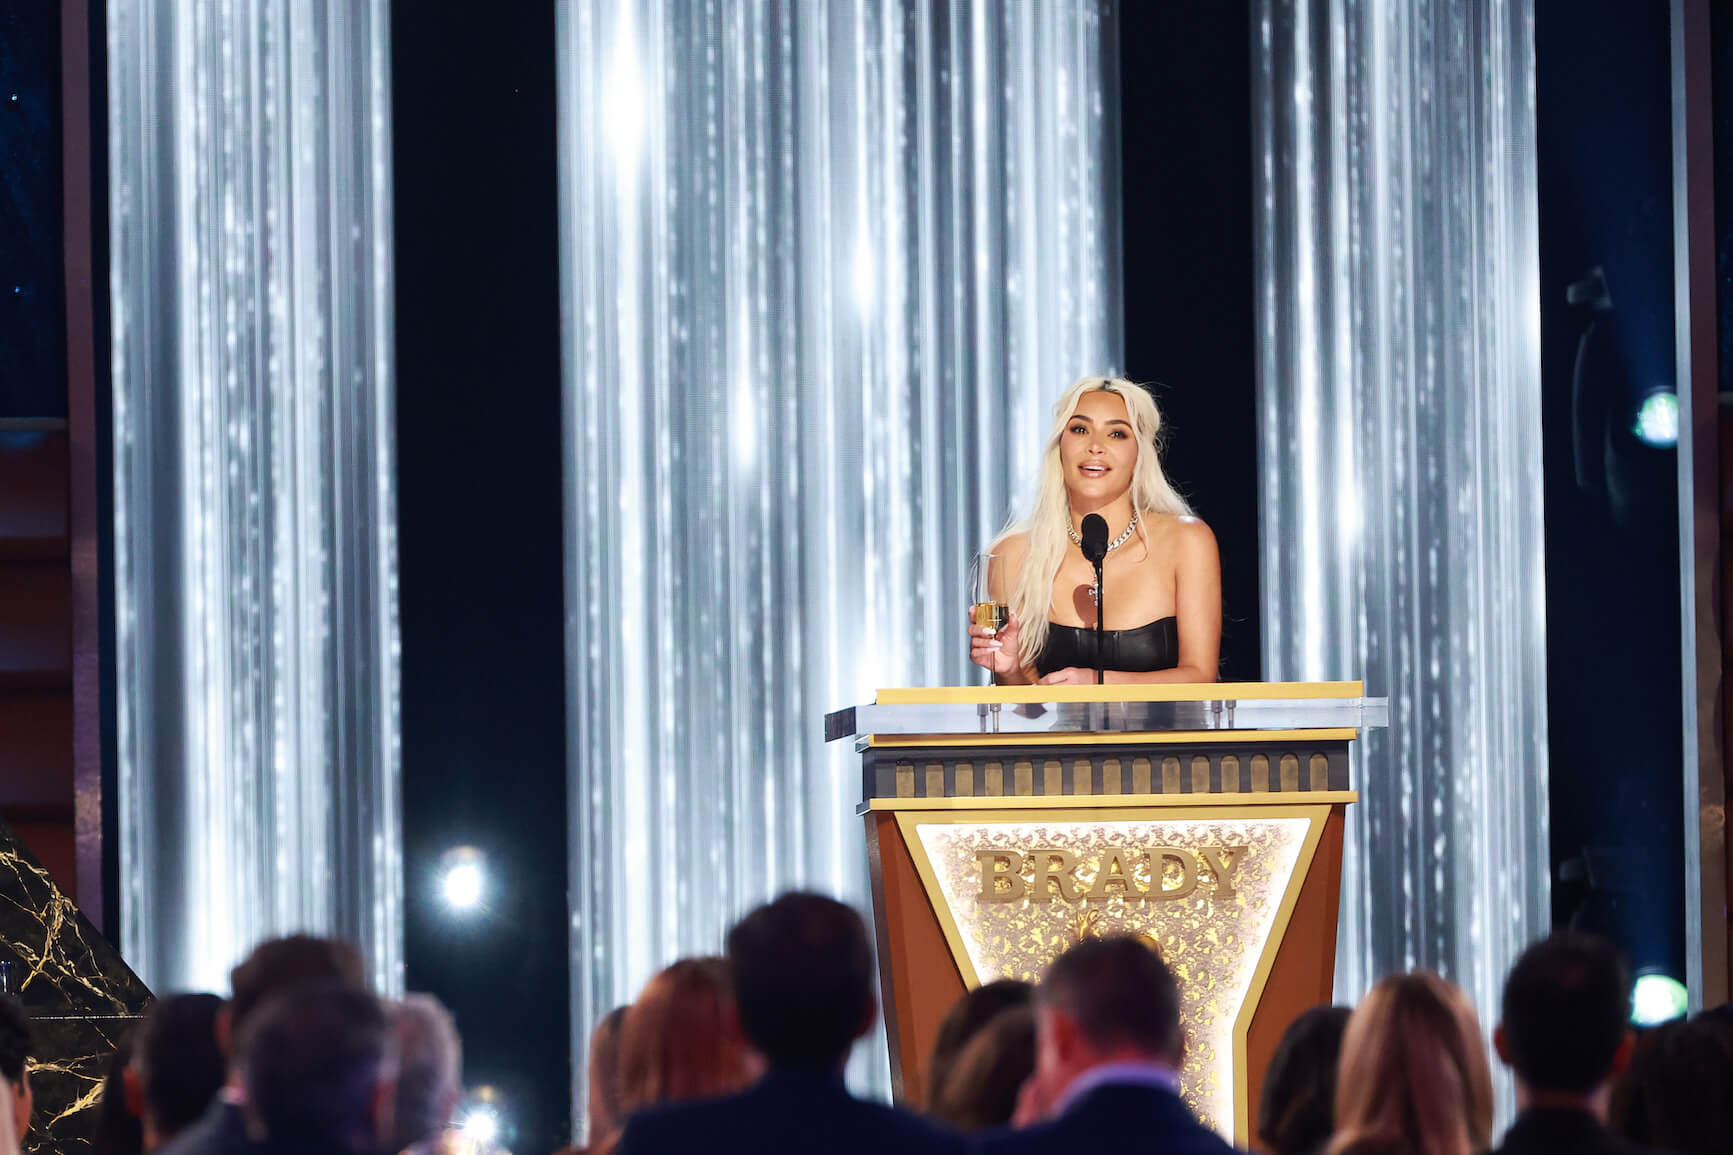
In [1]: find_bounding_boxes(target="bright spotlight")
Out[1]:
[1630,970,1688,1027]
[438,847,487,912]
[1632,391,1679,449]
[460,1106,500,1146]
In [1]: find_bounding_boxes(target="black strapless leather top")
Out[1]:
[1034,616,1179,677]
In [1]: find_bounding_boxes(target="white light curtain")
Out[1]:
[558,0,1119,1116]
[108,0,402,994]
[1253,0,1549,1045]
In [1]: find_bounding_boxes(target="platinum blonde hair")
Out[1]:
[996,377,1193,670]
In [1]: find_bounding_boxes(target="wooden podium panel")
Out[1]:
[835,684,1372,1146]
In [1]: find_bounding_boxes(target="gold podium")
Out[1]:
[825,683,1384,1143]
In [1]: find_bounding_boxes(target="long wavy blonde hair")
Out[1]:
[1328,972,1495,1155]
[995,377,1193,670]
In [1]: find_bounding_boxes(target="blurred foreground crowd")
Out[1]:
[0,893,1725,1155]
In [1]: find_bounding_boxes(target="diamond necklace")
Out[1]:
[1067,512,1140,554]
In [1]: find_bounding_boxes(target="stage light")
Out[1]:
[438,847,487,912]
[460,1106,500,1146]
[1630,970,1688,1026]
[1632,391,1678,449]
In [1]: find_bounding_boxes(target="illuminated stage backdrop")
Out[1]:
[558,0,1119,1114]
[1253,0,1549,1042]
[108,2,401,994]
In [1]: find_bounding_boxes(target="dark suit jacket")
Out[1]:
[614,1068,965,1155]
[975,1083,1238,1155]
[1492,1107,1660,1155]
[158,1099,251,1155]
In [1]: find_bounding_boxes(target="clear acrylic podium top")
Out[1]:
[824,682,1389,744]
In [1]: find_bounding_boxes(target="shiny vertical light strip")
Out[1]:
[108,0,402,995]
[558,0,1119,1120]
[1253,0,1549,1067]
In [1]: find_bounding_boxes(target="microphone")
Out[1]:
[1080,515,1108,684]
[1079,515,1109,565]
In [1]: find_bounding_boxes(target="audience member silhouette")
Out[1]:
[131,994,226,1152]
[976,936,1233,1155]
[92,1036,143,1155]
[613,892,962,1155]
[925,979,1032,1111]
[1257,1006,1351,1155]
[1329,971,1493,1155]
[927,1003,1034,1132]
[233,983,392,1155]
[607,959,753,1135]
[390,993,463,1154]
[0,994,30,1150]
[1490,933,1652,1155]
[158,936,367,1155]
[1609,1009,1733,1155]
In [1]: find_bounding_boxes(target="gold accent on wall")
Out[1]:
[1221,755,1240,792]
[1013,762,1033,796]
[1279,755,1299,792]
[1133,757,1152,794]
[1162,757,1182,793]
[1072,759,1093,796]
[1309,754,1329,791]
[955,763,974,796]
[1251,754,1270,792]
[896,763,915,798]
[1103,758,1123,795]
[1043,760,1063,794]
[985,763,1004,796]
[926,764,946,797]
[1191,756,1211,793]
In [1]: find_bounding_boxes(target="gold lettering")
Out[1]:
[1028,849,1083,902]
[1152,847,1199,900]
[1086,848,1142,899]
[1199,846,1243,898]
[976,851,1026,903]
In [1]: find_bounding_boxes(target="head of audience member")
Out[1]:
[726,893,876,1073]
[1494,932,1632,1118]
[129,994,226,1151]
[583,1006,628,1147]
[617,958,753,1114]
[1030,936,1184,1111]
[390,994,462,1152]
[234,982,395,1154]
[0,993,32,1148]
[1330,972,1493,1155]
[1609,1011,1733,1155]
[926,980,1033,1112]
[928,1003,1035,1132]
[1257,1006,1351,1155]
[221,936,368,1069]
[93,1036,142,1155]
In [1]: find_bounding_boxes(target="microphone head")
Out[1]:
[1080,514,1110,565]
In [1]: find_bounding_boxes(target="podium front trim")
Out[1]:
[890,801,1335,1140]
[861,790,1358,814]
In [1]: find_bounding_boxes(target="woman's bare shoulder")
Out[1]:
[990,530,1032,562]
[1144,512,1215,543]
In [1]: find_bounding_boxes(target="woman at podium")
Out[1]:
[968,377,1220,685]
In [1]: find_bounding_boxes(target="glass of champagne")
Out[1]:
[970,552,1009,638]
[970,552,1008,714]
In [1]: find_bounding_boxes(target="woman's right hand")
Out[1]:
[969,611,1025,681]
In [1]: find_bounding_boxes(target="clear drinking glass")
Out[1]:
[969,552,1009,635]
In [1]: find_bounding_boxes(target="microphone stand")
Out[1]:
[1093,561,1105,686]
